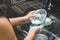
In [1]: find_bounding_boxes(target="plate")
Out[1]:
[35,34,48,40]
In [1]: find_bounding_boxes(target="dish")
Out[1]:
[35,34,48,40]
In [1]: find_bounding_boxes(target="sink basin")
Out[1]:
[9,1,60,40]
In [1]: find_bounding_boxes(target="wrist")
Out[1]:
[24,30,36,40]
[24,16,30,20]
[28,29,37,35]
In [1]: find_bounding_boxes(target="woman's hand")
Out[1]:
[28,27,40,34]
[24,27,40,40]
[24,11,36,20]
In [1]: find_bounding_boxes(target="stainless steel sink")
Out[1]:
[15,14,60,40]
[8,0,60,40]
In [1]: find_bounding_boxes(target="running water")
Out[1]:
[30,9,47,29]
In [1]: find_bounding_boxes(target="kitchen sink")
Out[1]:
[14,13,60,40]
[6,0,60,40]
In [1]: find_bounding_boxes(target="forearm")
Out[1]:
[9,11,35,26]
[24,30,37,40]
[9,16,29,26]
[24,25,40,40]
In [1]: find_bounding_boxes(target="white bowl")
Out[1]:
[30,9,47,25]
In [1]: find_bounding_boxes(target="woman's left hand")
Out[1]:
[24,11,36,20]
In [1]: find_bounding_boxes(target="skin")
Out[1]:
[0,16,17,40]
[24,27,40,40]
[9,11,36,26]
[0,11,40,40]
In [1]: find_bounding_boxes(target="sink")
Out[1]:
[8,1,60,40]
[14,14,60,40]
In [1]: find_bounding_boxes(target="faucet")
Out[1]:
[45,0,53,10]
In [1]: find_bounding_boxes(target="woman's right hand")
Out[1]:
[24,27,40,40]
[28,27,40,34]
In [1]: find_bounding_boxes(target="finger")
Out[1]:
[29,10,36,13]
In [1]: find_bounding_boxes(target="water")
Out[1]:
[30,9,47,29]
[30,9,47,25]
